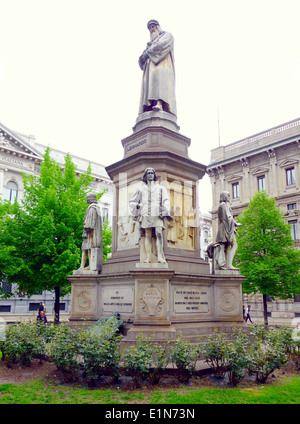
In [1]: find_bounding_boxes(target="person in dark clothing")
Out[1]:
[37,310,47,323]
[37,302,44,316]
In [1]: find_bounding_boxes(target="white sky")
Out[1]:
[1,0,300,213]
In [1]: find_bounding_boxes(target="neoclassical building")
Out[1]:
[0,121,113,317]
[207,117,300,323]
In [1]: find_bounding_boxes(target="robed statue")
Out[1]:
[138,20,177,116]
[207,191,240,272]
[78,192,103,273]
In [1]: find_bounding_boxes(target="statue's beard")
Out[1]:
[150,28,160,41]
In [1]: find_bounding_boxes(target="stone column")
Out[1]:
[241,157,250,202]
[268,149,278,198]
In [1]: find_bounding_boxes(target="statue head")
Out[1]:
[142,167,158,184]
[219,191,230,203]
[147,19,162,40]
[147,19,160,30]
[86,192,97,204]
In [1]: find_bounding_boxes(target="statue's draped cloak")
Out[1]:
[139,31,177,116]
[82,203,102,249]
[216,202,235,245]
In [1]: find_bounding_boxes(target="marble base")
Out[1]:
[68,269,246,341]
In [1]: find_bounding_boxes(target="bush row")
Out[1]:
[1,320,299,387]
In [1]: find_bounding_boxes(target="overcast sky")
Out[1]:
[1,0,300,213]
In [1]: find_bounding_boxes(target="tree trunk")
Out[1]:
[262,293,268,327]
[54,286,60,325]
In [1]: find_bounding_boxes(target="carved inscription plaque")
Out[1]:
[102,287,134,313]
[174,286,209,314]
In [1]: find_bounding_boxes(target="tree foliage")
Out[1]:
[0,148,112,321]
[235,191,300,301]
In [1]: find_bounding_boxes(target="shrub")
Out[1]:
[226,329,251,387]
[248,340,287,383]
[169,333,199,383]
[45,324,82,381]
[199,330,230,378]
[3,322,45,367]
[248,325,288,383]
[80,317,122,386]
[122,334,154,387]
[265,326,294,354]
[290,333,300,369]
[148,341,170,385]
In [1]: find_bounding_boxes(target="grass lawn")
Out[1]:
[0,375,299,404]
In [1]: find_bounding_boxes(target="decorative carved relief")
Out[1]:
[76,289,93,311]
[140,285,164,316]
[167,183,196,251]
[218,291,238,312]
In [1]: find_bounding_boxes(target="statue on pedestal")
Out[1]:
[207,191,240,272]
[138,19,177,116]
[78,192,103,273]
[129,168,172,263]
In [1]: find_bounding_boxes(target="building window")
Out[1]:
[288,203,297,210]
[1,279,12,294]
[286,167,296,186]
[204,230,209,244]
[288,220,299,240]
[257,175,266,191]
[232,182,239,199]
[5,181,18,203]
[0,305,11,312]
[102,207,109,223]
[29,302,41,312]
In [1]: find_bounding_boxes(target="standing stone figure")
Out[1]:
[208,191,239,271]
[138,19,177,116]
[129,168,172,263]
[79,192,103,273]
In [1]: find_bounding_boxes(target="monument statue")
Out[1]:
[207,191,240,272]
[78,192,103,273]
[138,19,177,116]
[129,168,172,263]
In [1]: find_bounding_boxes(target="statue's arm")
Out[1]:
[146,32,174,65]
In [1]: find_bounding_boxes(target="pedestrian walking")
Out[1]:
[245,305,253,324]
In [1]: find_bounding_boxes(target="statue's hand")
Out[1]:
[139,50,149,67]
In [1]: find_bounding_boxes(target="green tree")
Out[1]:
[235,191,300,326]
[0,148,112,323]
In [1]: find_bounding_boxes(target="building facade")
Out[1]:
[199,211,212,264]
[0,121,113,318]
[207,117,300,323]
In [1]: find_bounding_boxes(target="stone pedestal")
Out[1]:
[68,112,246,340]
[68,267,245,341]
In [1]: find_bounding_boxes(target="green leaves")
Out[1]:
[235,191,300,300]
[2,322,296,388]
[0,148,112,320]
